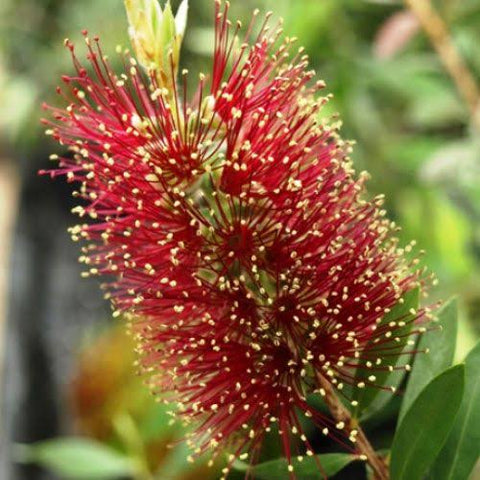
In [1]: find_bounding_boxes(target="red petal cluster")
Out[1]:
[42,1,431,478]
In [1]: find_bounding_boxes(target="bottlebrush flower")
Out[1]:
[42,0,433,478]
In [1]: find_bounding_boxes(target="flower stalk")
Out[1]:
[405,0,480,130]
[316,372,390,480]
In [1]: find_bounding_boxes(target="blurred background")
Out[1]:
[1,0,480,478]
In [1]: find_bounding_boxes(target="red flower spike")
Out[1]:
[42,2,434,478]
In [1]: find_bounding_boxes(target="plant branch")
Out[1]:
[316,373,389,480]
[404,0,480,130]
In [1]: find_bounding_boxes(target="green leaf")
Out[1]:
[15,438,133,479]
[429,341,480,480]
[155,443,195,479]
[359,352,414,421]
[159,1,176,52]
[399,298,458,423]
[139,402,177,441]
[406,78,467,129]
[353,288,419,418]
[233,453,358,480]
[390,365,465,480]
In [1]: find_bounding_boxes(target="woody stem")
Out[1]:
[405,0,480,130]
[316,373,390,480]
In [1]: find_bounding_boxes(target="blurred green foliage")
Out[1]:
[2,0,480,478]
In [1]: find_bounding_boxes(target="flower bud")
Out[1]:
[124,0,188,89]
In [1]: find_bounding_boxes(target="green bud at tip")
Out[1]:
[124,0,189,90]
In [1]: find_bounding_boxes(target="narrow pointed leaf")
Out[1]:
[399,298,458,423]
[234,453,358,480]
[15,438,133,479]
[353,288,419,417]
[390,365,465,480]
[160,1,176,50]
[359,352,414,421]
[429,341,480,480]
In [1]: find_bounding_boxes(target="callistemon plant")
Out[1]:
[42,1,436,479]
